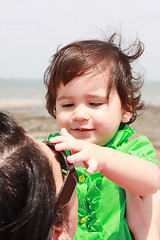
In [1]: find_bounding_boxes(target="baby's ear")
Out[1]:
[122,111,132,123]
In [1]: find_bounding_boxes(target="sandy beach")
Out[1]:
[0,100,160,163]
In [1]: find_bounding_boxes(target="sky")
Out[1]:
[1,0,160,81]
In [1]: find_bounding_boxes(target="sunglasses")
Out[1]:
[43,141,79,212]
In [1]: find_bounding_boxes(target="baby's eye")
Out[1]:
[89,102,103,106]
[62,103,74,108]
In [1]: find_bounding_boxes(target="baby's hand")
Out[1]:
[49,128,104,174]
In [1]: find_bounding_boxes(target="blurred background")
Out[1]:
[0,0,160,161]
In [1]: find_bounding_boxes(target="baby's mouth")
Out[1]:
[72,128,94,134]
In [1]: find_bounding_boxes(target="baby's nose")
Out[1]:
[72,105,89,121]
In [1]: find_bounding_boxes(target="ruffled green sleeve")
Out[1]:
[107,125,158,166]
[121,135,157,165]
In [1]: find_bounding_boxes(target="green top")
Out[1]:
[48,125,158,240]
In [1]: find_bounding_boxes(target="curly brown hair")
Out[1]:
[44,33,144,124]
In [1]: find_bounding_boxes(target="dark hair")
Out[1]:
[44,33,144,124]
[0,112,64,240]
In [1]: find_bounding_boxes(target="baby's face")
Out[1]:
[55,71,129,146]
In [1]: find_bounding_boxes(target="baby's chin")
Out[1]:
[94,138,111,146]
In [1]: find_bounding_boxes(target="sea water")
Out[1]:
[0,78,46,102]
[0,78,160,106]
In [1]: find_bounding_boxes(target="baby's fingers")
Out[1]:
[87,161,98,175]
[50,136,66,144]
[68,152,98,175]
[67,151,85,164]
[54,139,80,152]
[60,128,73,138]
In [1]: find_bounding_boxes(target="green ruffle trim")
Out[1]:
[76,170,104,232]
[106,125,158,165]
[106,124,135,149]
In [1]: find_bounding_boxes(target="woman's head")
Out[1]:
[0,112,78,240]
[44,32,144,124]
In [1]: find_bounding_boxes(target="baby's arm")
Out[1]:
[126,190,160,240]
[50,128,160,197]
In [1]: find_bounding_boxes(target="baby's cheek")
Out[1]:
[56,115,66,130]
